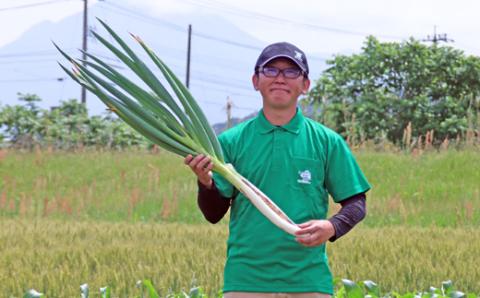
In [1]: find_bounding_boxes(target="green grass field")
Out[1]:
[1,149,479,296]
[1,220,479,297]
[1,149,479,226]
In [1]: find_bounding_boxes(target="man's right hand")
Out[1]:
[184,154,214,189]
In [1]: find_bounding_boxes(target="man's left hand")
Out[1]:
[295,220,336,247]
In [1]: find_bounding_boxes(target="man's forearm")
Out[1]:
[328,193,367,242]
[197,180,231,223]
[198,180,366,238]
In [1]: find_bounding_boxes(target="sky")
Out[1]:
[1,0,479,55]
[1,0,480,123]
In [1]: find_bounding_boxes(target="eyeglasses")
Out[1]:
[258,66,304,79]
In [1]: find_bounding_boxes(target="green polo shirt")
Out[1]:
[212,108,370,294]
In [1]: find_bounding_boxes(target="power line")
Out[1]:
[14,0,398,55]
[101,1,259,51]
[191,80,254,97]
[0,48,76,58]
[97,2,328,62]
[200,98,257,112]
[0,51,125,67]
[0,58,60,64]
[0,0,72,12]
[192,75,252,91]
[194,31,262,51]
[192,32,327,62]
[181,0,405,40]
[0,2,328,106]
[454,41,480,53]
[0,77,66,83]
[6,67,49,80]
[99,2,185,32]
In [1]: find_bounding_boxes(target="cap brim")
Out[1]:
[260,54,307,73]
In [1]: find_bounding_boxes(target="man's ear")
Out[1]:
[302,78,310,94]
[252,73,259,90]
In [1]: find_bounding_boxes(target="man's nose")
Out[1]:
[273,72,287,82]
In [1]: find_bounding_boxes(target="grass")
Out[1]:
[1,148,479,226]
[0,148,204,223]
[358,150,480,227]
[1,148,479,296]
[1,219,479,297]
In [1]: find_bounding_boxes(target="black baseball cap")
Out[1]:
[254,42,309,75]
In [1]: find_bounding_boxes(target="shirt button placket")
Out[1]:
[272,128,282,171]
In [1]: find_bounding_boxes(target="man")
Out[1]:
[184,42,371,298]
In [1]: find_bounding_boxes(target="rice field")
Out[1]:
[0,149,479,226]
[1,148,479,296]
[0,149,203,223]
[1,219,479,297]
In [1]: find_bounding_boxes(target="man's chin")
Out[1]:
[267,102,295,110]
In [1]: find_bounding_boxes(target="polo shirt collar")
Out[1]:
[256,108,305,135]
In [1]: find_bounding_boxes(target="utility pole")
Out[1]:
[81,0,88,105]
[422,25,454,44]
[226,96,233,129]
[185,24,192,89]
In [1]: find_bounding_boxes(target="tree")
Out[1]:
[0,93,43,148]
[0,95,149,149]
[307,36,480,146]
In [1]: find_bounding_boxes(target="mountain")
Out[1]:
[0,2,327,125]
[212,110,259,135]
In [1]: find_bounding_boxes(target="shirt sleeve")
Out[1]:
[325,134,371,202]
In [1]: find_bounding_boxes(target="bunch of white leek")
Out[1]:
[54,19,299,235]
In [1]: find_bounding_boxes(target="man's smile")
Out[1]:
[270,88,290,93]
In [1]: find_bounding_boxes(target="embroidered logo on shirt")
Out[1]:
[297,170,312,184]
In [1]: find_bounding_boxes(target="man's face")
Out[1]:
[252,58,310,111]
